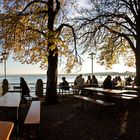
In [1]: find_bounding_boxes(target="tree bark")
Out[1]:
[45,0,58,104]
[135,38,140,86]
[45,50,58,104]
[135,14,140,86]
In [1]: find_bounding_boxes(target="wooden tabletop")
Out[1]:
[0,121,14,140]
[84,87,137,95]
[0,92,21,108]
[124,86,140,90]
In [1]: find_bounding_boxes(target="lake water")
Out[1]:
[0,73,127,84]
[0,73,133,96]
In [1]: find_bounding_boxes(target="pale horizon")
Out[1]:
[0,55,136,75]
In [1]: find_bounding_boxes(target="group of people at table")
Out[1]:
[59,74,136,92]
[59,74,98,91]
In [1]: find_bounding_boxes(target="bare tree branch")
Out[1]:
[102,24,136,54]
[56,23,77,55]
[18,0,48,14]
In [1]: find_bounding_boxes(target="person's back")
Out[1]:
[60,77,70,90]
[86,75,92,85]
[20,77,30,101]
[103,75,113,89]
[76,74,84,88]
[125,76,133,85]
[91,75,98,87]
[112,76,118,86]
[74,75,80,85]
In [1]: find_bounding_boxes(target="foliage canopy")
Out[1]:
[0,0,80,73]
[74,0,137,69]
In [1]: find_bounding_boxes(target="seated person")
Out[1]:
[112,76,118,86]
[125,76,133,86]
[112,76,122,89]
[20,77,31,102]
[73,74,85,95]
[103,75,113,89]
[103,75,115,102]
[59,77,70,90]
[91,75,98,87]
[86,75,92,85]
[74,74,84,89]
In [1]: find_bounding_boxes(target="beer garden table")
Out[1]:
[83,87,138,99]
[0,121,14,140]
[0,92,21,139]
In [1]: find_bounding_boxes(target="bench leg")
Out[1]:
[25,124,40,139]
[81,100,84,109]
[73,97,84,109]
[37,125,40,139]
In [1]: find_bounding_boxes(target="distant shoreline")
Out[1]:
[0,71,135,76]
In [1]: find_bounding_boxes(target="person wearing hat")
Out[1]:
[59,77,70,90]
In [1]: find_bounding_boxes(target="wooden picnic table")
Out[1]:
[83,87,137,95]
[82,87,140,107]
[74,87,139,110]
[83,87,138,100]
[124,85,140,91]
[0,92,21,138]
[0,121,14,140]
[0,92,21,108]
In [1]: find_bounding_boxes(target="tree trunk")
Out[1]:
[135,15,140,86]
[45,50,58,104]
[45,0,59,104]
[135,43,140,86]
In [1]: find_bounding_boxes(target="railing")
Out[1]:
[0,81,75,97]
[9,82,46,93]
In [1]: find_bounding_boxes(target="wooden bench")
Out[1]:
[73,95,115,109]
[0,121,14,140]
[24,101,41,138]
[111,93,138,100]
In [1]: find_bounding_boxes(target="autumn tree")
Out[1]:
[0,0,79,104]
[74,0,140,85]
